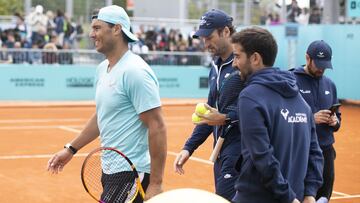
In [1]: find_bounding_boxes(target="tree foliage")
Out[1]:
[0,0,23,15]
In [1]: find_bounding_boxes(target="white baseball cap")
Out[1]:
[35,5,44,14]
[94,5,138,42]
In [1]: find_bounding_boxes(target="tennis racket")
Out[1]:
[209,70,244,162]
[209,121,238,162]
[81,147,145,203]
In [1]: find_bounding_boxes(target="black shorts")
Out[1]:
[101,171,150,203]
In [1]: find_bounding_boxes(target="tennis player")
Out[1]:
[230,27,324,203]
[173,9,244,201]
[46,5,167,202]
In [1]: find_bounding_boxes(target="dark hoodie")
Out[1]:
[291,66,341,149]
[232,68,323,203]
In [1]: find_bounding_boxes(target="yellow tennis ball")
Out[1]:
[195,103,208,115]
[192,113,202,123]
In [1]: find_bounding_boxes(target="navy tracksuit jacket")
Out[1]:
[291,66,342,200]
[232,68,324,203]
[183,54,244,201]
[291,66,341,148]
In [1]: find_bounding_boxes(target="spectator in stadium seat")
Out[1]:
[63,15,76,48]
[11,41,28,64]
[0,43,13,64]
[54,9,65,46]
[309,7,322,24]
[27,5,48,45]
[58,42,73,64]
[287,0,302,23]
[42,42,58,64]
[49,34,62,49]
[4,32,16,48]
[14,13,31,48]
[74,19,84,49]
[46,10,56,36]
[296,8,310,25]
[28,41,42,64]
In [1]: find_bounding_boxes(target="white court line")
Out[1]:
[0,126,214,168]
[58,126,82,133]
[167,151,213,165]
[58,127,360,199]
[0,118,86,123]
[3,125,357,198]
[0,122,188,131]
[0,153,88,160]
[2,152,360,200]
[0,117,188,123]
[57,126,214,166]
[331,194,360,200]
[0,151,213,166]
[1,126,212,164]
[332,191,350,196]
[0,125,83,130]
[1,148,359,200]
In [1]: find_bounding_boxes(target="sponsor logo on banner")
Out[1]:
[66,77,94,88]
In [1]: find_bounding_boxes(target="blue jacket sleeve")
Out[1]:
[226,106,238,123]
[239,97,296,203]
[183,124,213,155]
[304,115,324,196]
[332,83,341,132]
[183,68,215,155]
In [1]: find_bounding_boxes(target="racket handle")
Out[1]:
[209,137,225,162]
[137,178,146,199]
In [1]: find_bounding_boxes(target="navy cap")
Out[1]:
[306,40,333,69]
[193,9,233,38]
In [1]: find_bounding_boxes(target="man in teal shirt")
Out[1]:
[47,5,167,202]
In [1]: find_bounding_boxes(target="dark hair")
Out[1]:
[231,26,277,66]
[217,24,236,36]
[91,8,100,17]
[107,23,132,43]
[57,9,64,17]
[91,15,132,44]
[121,31,132,43]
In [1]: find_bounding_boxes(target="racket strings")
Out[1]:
[101,171,136,203]
[82,149,139,203]
[83,152,103,197]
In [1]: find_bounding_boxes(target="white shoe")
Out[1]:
[316,197,328,203]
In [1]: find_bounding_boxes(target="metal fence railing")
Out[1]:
[0,48,211,66]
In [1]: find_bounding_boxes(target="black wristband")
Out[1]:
[64,143,78,155]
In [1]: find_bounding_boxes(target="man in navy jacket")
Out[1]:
[231,27,324,203]
[173,9,244,201]
[291,40,341,203]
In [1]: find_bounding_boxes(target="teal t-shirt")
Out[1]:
[95,50,161,174]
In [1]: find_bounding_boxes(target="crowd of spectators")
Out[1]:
[0,4,207,66]
[130,25,209,65]
[132,25,204,53]
[0,1,340,66]
[260,0,322,26]
[0,5,83,64]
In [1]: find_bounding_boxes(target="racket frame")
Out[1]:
[209,121,238,162]
[81,147,145,202]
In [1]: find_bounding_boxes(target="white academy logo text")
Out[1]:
[281,109,308,123]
